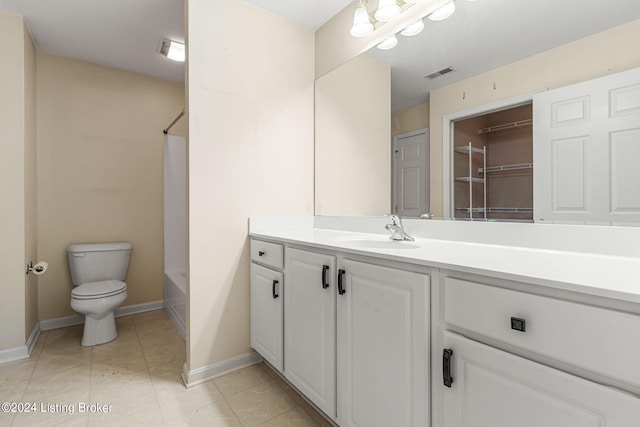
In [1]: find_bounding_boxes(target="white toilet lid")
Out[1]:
[72,280,127,300]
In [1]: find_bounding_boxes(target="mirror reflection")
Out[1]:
[315,0,640,224]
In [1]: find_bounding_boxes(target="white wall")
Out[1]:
[187,0,314,372]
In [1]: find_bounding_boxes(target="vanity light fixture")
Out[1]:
[160,38,185,62]
[400,19,425,36]
[428,0,456,21]
[349,0,416,38]
[377,34,398,50]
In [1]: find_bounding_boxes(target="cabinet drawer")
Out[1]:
[251,240,283,269]
[443,277,640,389]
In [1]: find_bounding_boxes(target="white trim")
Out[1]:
[442,92,541,219]
[182,351,263,388]
[0,345,29,364]
[39,300,164,331]
[26,324,41,355]
[164,302,186,341]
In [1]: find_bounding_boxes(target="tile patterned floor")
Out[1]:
[0,310,331,427]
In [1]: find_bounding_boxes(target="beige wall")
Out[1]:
[392,102,429,136]
[187,0,314,371]
[37,52,185,320]
[23,17,38,339]
[429,19,640,217]
[315,54,391,215]
[0,11,28,350]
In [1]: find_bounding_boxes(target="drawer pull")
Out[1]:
[338,269,346,295]
[258,251,265,257]
[443,348,453,387]
[272,280,279,299]
[322,265,330,289]
[510,317,526,332]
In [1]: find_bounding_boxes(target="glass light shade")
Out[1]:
[428,1,456,21]
[374,0,401,22]
[167,41,185,62]
[404,0,416,3]
[400,19,424,36]
[350,3,374,37]
[377,34,398,50]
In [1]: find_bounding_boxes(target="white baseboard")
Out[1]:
[0,324,41,365]
[164,303,186,341]
[39,300,164,331]
[182,351,263,388]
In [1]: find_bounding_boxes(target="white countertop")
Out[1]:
[250,225,640,304]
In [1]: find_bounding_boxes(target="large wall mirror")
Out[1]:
[315,0,640,223]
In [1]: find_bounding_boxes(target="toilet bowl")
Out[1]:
[70,280,128,346]
[67,242,132,346]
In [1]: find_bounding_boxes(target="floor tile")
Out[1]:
[213,364,272,398]
[32,351,91,379]
[257,406,320,427]
[12,406,89,427]
[225,379,298,427]
[87,392,163,427]
[165,399,242,427]
[156,378,223,421]
[24,367,91,403]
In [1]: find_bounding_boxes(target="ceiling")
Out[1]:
[2,0,639,112]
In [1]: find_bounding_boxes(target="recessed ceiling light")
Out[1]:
[160,39,185,62]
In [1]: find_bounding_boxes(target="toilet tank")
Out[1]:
[67,242,132,286]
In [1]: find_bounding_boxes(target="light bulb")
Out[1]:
[167,41,185,62]
[375,0,401,22]
[350,2,374,37]
[428,1,456,21]
[377,34,398,50]
[400,19,424,36]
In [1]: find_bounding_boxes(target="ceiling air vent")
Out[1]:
[425,66,454,79]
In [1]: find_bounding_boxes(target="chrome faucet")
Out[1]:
[385,215,415,241]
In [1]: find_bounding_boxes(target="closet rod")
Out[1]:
[163,108,185,135]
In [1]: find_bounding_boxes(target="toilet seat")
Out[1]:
[72,280,127,300]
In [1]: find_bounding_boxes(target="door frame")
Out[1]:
[392,128,430,217]
[442,93,539,219]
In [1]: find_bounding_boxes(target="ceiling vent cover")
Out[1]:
[425,66,454,79]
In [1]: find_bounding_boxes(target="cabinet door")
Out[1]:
[337,260,429,427]
[250,263,283,371]
[284,248,336,417]
[441,331,640,427]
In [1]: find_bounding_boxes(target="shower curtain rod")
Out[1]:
[163,108,185,135]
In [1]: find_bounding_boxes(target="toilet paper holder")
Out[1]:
[26,261,48,275]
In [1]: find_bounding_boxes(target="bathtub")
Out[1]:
[164,271,186,340]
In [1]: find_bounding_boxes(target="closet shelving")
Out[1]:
[455,142,486,220]
[477,118,532,135]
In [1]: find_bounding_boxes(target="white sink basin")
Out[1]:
[329,235,420,250]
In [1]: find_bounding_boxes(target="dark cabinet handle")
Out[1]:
[337,269,346,295]
[272,280,279,299]
[258,251,265,256]
[511,317,526,332]
[322,265,330,289]
[443,348,453,387]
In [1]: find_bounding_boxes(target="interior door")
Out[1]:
[533,67,640,225]
[393,129,429,217]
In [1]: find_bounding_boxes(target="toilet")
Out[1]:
[67,242,132,346]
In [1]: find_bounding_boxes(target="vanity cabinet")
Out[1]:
[435,274,640,427]
[337,259,429,427]
[284,248,337,417]
[256,243,430,427]
[250,240,284,371]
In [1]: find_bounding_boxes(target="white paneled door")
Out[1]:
[533,67,640,225]
[393,129,429,217]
